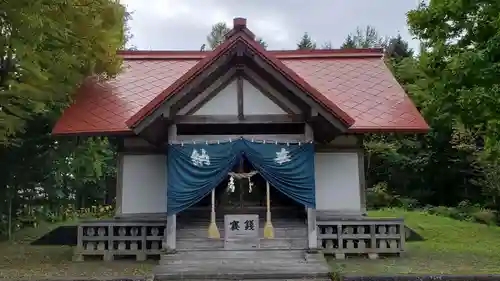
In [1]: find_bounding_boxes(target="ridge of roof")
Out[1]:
[118,48,384,60]
[125,18,356,129]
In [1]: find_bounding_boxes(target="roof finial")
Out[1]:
[225,17,255,40]
[233,17,247,29]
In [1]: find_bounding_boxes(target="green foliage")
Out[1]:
[0,0,127,144]
[256,37,268,50]
[408,0,500,141]
[366,182,420,210]
[297,32,317,50]
[366,182,395,209]
[207,22,231,50]
[426,200,498,225]
[0,0,125,238]
[321,41,333,50]
[472,209,497,225]
[340,35,356,49]
[385,34,414,59]
[349,0,500,221]
[0,111,118,237]
[340,26,387,49]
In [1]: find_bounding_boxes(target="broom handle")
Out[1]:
[211,189,216,221]
[266,181,271,221]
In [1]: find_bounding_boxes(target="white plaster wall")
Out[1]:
[191,78,293,116]
[242,79,286,115]
[193,80,238,115]
[121,154,167,214]
[314,152,361,212]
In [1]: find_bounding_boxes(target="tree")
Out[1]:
[407,0,500,141]
[364,0,500,211]
[385,34,414,60]
[205,22,268,50]
[0,0,126,145]
[340,35,356,49]
[341,26,387,49]
[124,10,138,50]
[256,37,268,50]
[206,22,231,50]
[0,0,126,237]
[297,32,317,50]
[403,0,500,207]
[321,41,333,50]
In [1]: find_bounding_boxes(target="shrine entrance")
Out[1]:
[195,157,303,213]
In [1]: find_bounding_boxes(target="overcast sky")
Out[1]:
[120,0,422,52]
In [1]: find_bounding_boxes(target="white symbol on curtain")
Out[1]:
[191,148,211,167]
[274,148,291,165]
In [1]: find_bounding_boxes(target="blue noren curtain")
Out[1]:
[166,139,315,215]
[166,141,241,215]
[240,139,315,209]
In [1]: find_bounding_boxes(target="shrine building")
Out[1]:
[52,18,428,278]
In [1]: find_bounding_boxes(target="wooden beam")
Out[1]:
[174,114,305,124]
[174,134,306,143]
[237,76,244,120]
[178,68,237,115]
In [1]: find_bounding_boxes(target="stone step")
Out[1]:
[153,276,332,281]
[153,262,330,280]
[259,238,308,249]
[177,218,306,224]
[177,227,307,239]
[153,250,330,280]
[160,249,306,265]
[177,224,307,230]
[166,248,305,259]
[177,218,307,225]
[176,237,308,250]
[177,238,224,250]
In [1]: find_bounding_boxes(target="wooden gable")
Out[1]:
[177,70,302,118]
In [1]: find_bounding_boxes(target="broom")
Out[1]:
[263,181,275,238]
[208,189,220,238]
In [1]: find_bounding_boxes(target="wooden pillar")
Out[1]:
[307,208,318,249]
[165,124,177,252]
[304,123,317,249]
[358,149,367,215]
[165,215,176,253]
[115,153,124,216]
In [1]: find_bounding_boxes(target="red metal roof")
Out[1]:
[52,20,428,135]
[126,32,355,129]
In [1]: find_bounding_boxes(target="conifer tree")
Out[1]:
[297,32,317,50]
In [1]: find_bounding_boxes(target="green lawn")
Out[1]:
[2,209,500,279]
[330,208,500,276]
[0,222,154,280]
